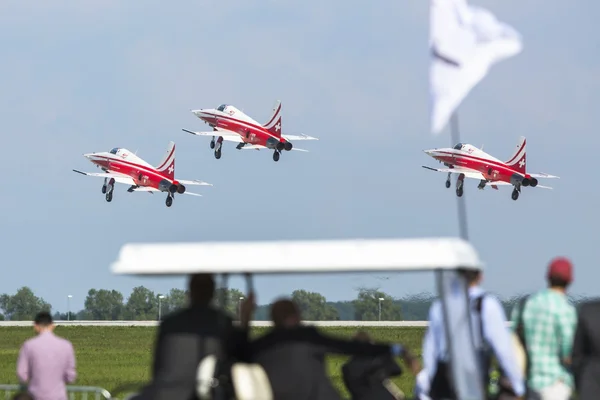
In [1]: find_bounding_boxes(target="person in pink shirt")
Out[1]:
[16,312,77,400]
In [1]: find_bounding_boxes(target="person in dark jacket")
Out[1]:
[572,299,600,400]
[132,273,255,400]
[249,299,413,400]
[342,331,418,400]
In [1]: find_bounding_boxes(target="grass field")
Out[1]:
[0,326,425,399]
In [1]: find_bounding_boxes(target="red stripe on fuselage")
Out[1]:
[210,113,284,144]
[434,151,529,182]
[88,155,173,189]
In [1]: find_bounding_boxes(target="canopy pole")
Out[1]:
[440,113,485,399]
[450,112,469,240]
[244,273,254,294]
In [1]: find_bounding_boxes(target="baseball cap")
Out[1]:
[547,257,573,283]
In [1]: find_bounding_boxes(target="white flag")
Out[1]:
[429,0,523,134]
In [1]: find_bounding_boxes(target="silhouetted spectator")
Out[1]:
[132,273,255,400]
[571,299,600,400]
[16,311,76,400]
[249,298,412,400]
[342,330,416,400]
[423,267,524,399]
[12,392,34,400]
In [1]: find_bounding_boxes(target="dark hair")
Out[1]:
[34,311,53,326]
[188,274,215,306]
[270,299,300,328]
[549,276,569,288]
[460,269,482,284]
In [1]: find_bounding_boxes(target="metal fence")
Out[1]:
[0,385,111,400]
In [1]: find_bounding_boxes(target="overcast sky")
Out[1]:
[0,0,597,313]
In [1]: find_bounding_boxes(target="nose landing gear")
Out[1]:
[455,173,465,197]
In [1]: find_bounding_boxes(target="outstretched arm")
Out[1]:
[309,329,404,358]
[556,305,577,366]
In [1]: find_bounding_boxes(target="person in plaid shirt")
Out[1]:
[510,257,577,400]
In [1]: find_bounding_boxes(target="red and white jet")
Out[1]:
[182,100,318,162]
[73,142,212,207]
[422,137,558,200]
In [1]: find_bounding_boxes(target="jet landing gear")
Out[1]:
[212,136,223,159]
[511,186,520,201]
[445,172,451,188]
[273,150,280,162]
[455,174,465,197]
[165,185,177,208]
[102,177,115,202]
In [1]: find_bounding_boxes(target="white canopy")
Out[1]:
[110,237,482,275]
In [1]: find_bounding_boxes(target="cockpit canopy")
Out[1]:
[109,148,120,155]
[217,104,228,112]
[453,143,464,150]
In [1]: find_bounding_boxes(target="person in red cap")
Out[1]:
[510,257,577,400]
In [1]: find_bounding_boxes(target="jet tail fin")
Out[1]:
[156,141,175,180]
[505,136,526,174]
[262,100,282,138]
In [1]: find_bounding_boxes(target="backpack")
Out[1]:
[429,295,492,400]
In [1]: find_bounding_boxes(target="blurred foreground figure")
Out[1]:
[422,267,524,399]
[571,298,600,400]
[249,299,414,400]
[511,257,576,400]
[16,311,77,400]
[12,393,34,400]
[342,330,419,400]
[132,273,255,400]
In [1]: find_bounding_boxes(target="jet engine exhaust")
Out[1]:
[284,141,293,151]
[530,178,538,187]
[177,184,186,194]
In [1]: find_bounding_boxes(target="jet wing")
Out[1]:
[240,144,309,152]
[73,170,135,185]
[422,166,554,189]
[282,133,318,141]
[485,181,553,189]
[182,128,243,143]
[127,186,204,196]
[422,166,484,180]
[177,179,213,186]
[529,172,559,179]
[240,144,264,151]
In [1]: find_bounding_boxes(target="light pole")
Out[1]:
[238,297,244,320]
[158,295,165,321]
[378,297,384,321]
[67,295,72,321]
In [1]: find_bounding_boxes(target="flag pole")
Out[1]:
[450,112,469,240]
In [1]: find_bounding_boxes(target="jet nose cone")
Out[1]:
[83,152,94,158]
[423,149,435,156]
